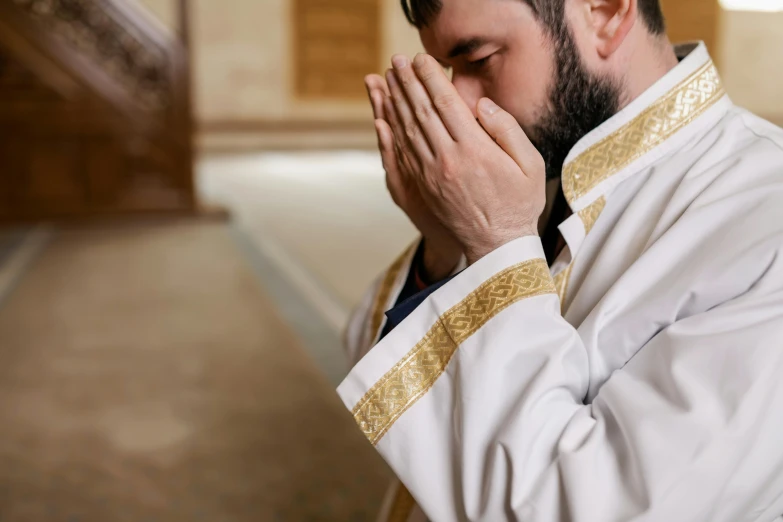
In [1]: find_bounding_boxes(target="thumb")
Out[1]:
[476,97,543,179]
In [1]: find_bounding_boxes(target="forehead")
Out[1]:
[418,0,537,58]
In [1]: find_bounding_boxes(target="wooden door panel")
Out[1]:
[0,0,195,223]
[24,139,86,211]
[660,0,719,55]
[293,0,381,100]
[0,137,25,215]
[85,137,126,207]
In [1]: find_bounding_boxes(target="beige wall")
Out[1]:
[652,0,783,122]
[719,9,783,121]
[190,0,423,123]
[192,0,290,122]
[135,0,177,35]
[135,0,783,137]
[138,0,422,125]
[383,0,425,60]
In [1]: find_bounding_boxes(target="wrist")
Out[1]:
[464,227,538,266]
[420,237,462,283]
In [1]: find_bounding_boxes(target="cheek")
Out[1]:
[488,44,555,132]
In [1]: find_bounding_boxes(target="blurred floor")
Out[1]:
[197,151,418,319]
[0,221,391,521]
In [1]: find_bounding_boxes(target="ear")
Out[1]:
[587,0,637,58]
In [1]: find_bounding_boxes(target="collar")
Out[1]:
[560,42,729,214]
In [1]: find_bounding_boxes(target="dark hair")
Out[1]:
[401,0,666,36]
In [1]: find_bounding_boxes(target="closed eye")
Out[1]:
[467,54,493,71]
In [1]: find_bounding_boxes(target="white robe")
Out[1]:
[341,42,783,522]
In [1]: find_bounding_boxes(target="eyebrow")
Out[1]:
[446,37,489,59]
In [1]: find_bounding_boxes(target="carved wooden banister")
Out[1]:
[0,0,196,222]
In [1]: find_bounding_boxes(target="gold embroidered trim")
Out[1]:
[562,61,725,205]
[553,197,607,313]
[387,483,416,522]
[578,196,607,236]
[369,244,416,342]
[352,259,555,445]
[553,263,573,314]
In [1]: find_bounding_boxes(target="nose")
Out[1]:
[451,75,484,119]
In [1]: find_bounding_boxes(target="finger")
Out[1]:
[376,119,406,192]
[384,93,423,172]
[365,73,390,96]
[386,68,434,163]
[412,53,477,141]
[381,108,415,176]
[370,89,386,120]
[365,74,389,119]
[395,140,415,179]
[391,54,453,150]
[476,97,544,180]
[377,119,418,212]
[374,105,409,175]
[374,118,399,174]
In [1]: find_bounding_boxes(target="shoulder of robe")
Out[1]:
[652,109,783,295]
[685,108,783,237]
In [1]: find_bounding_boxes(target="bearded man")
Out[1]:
[339,0,783,520]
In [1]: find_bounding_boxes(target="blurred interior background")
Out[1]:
[0,0,780,520]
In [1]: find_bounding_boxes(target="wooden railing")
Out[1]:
[0,0,195,222]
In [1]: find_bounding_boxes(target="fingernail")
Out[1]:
[392,55,409,69]
[479,98,499,116]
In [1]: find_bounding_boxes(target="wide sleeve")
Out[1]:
[337,235,783,522]
[342,242,418,366]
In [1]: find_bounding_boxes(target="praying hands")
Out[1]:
[366,53,546,267]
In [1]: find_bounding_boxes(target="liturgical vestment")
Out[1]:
[341,43,783,522]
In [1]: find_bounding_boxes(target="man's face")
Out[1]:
[419,0,621,179]
[419,0,552,138]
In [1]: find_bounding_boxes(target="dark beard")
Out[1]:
[530,25,622,181]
